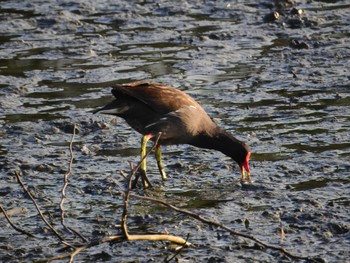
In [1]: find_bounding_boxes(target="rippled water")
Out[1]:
[1,0,349,262]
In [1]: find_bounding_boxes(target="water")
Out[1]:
[1,0,349,262]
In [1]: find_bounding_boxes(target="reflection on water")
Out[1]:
[290,178,350,191]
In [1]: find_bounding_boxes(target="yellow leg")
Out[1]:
[155,144,167,180]
[140,134,153,188]
[241,168,246,181]
[246,172,251,182]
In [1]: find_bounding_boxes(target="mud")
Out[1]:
[1,0,349,262]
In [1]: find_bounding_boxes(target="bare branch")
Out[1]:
[121,132,162,238]
[131,194,310,261]
[14,171,72,246]
[127,233,189,245]
[59,123,76,230]
[164,233,190,262]
[57,124,87,242]
[0,203,35,237]
[280,222,285,242]
[42,232,190,263]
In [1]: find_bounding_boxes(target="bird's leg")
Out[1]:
[140,134,153,188]
[246,172,251,182]
[155,144,167,180]
[241,168,246,181]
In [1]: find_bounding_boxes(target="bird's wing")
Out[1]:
[111,82,203,115]
[145,105,215,144]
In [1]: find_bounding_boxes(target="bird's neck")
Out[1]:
[190,127,247,163]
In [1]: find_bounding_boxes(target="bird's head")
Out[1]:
[206,128,252,182]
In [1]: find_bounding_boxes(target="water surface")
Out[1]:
[1,0,349,262]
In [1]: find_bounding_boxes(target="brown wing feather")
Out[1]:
[112,82,204,115]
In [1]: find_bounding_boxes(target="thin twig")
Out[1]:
[164,233,190,263]
[38,235,130,262]
[59,123,76,230]
[193,163,206,171]
[280,221,285,242]
[69,246,84,263]
[119,170,128,180]
[0,203,35,237]
[131,194,311,261]
[57,124,87,242]
[39,133,191,262]
[66,226,88,242]
[14,171,72,246]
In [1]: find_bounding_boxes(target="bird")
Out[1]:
[94,81,251,188]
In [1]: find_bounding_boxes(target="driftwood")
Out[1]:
[1,124,315,262]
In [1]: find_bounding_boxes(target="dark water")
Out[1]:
[1,0,349,262]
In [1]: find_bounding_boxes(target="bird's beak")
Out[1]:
[240,152,251,182]
[92,100,123,115]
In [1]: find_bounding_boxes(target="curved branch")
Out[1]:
[59,123,76,229]
[15,171,72,247]
[42,233,189,263]
[131,194,311,261]
[58,124,87,242]
[121,132,162,238]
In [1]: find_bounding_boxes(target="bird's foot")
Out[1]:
[131,175,140,189]
[240,171,252,184]
[240,174,253,185]
[240,179,253,185]
[131,169,152,189]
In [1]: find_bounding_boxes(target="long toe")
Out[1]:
[131,173,141,189]
[140,170,152,189]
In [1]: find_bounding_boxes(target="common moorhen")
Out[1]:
[94,82,251,188]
